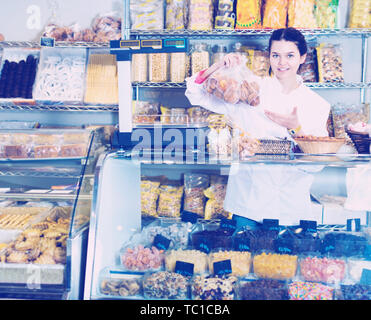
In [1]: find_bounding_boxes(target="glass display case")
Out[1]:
[84,150,371,300]
[0,128,100,299]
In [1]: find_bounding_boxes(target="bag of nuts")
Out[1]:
[203,55,260,106]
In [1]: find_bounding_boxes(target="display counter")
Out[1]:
[84,150,371,300]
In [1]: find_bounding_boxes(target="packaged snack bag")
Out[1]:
[348,0,371,28]
[315,0,339,28]
[262,0,288,29]
[288,0,317,28]
[236,0,262,29]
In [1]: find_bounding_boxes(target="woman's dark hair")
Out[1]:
[268,27,308,56]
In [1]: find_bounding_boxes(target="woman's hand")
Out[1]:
[264,106,302,133]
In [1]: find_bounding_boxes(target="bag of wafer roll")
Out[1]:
[203,55,260,106]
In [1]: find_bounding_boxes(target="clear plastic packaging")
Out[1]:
[298,47,318,83]
[204,175,230,220]
[170,52,188,83]
[299,255,346,284]
[191,274,238,300]
[187,0,214,30]
[214,0,235,29]
[157,183,184,218]
[203,56,260,106]
[148,53,169,82]
[191,43,210,76]
[131,54,148,82]
[133,101,160,124]
[235,0,262,29]
[120,243,165,272]
[130,0,164,30]
[212,45,227,65]
[140,179,161,217]
[0,48,40,100]
[317,43,344,83]
[170,107,188,124]
[190,219,234,252]
[165,249,209,274]
[315,0,339,28]
[253,252,298,280]
[183,173,209,216]
[348,0,371,28]
[142,218,192,249]
[142,271,189,299]
[98,269,143,299]
[33,47,87,103]
[238,278,289,300]
[320,231,368,258]
[251,49,270,78]
[166,0,187,30]
[91,12,122,42]
[288,281,334,300]
[263,0,289,29]
[287,0,317,28]
[208,250,251,276]
[84,53,118,105]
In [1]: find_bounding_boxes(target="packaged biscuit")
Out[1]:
[141,179,161,217]
[317,43,344,83]
[130,0,164,30]
[262,0,288,29]
[298,47,318,82]
[315,0,339,28]
[235,0,262,29]
[288,0,317,28]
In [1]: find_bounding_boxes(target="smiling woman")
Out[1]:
[184,27,331,226]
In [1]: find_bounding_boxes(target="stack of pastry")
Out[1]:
[0,207,48,230]
[84,54,119,105]
[0,206,72,265]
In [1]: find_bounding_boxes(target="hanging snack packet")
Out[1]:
[187,0,214,30]
[203,56,260,106]
[348,0,371,28]
[262,0,288,29]
[315,0,339,28]
[184,173,210,216]
[166,0,187,30]
[288,0,317,28]
[235,0,262,29]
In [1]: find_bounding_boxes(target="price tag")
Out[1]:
[322,237,336,254]
[274,238,294,254]
[299,220,317,233]
[40,37,55,47]
[153,234,171,251]
[346,218,361,232]
[213,259,232,276]
[195,237,211,254]
[220,218,237,233]
[233,237,251,252]
[175,261,194,277]
[262,219,279,231]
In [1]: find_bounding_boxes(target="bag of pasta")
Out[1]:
[203,56,260,106]
[141,178,161,217]
[157,182,184,217]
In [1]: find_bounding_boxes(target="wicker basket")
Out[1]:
[346,129,371,154]
[294,137,346,154]
[256,139,293,154]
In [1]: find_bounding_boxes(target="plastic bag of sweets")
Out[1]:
[348,0,371,28]
[317,43,344,83]
[315,0,339,29]
[183,173,209,216]
[235,0,262,29]
[203,56,260,106]
[166,0,187,30]
[262,0,288,29]
[187,0,214,30]
[298,47,318,83]
[288,0,317,29]
[140,179,161,217]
